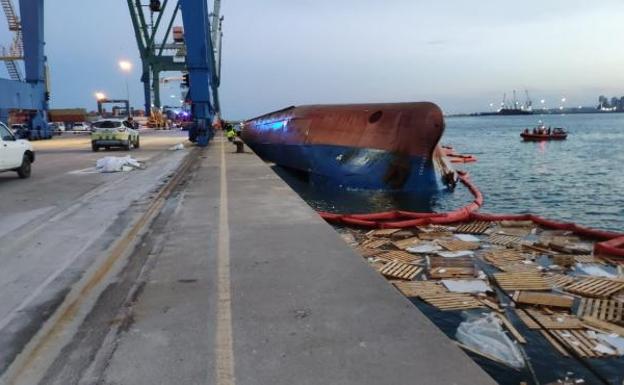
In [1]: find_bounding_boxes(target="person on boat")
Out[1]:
[524,128,529,134]
[547,127,551,135]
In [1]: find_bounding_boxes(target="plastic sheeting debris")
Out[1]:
[407,243,442,253]
[95,156,143,173]
[456,313,525,369]
[437,250,474,258]
[455,234,481,243]
[596,333,624,355]
[442,279,491,293]
[574,263,616,278]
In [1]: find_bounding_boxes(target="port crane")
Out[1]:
[0,0,221,146]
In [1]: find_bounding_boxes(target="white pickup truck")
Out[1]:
[0,122,35,178]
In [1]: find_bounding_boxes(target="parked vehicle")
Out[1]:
[91,119,140,151]
[0,122,35,178]
[48,122,65,135]
[72,122,90,132]
[11,124,30,139]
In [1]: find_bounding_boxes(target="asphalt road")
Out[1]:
[0,129,191,379]
[0,129,188,219]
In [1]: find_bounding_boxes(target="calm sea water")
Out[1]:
[277,113,624,232]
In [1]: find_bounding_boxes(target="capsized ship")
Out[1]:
[241,102,455,192]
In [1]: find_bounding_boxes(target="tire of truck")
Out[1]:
[16,154,32,179]
[91,142,99,152]
[123,140,131,151]
[134,136,140,149]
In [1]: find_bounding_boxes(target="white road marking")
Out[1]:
[215,136,236,385]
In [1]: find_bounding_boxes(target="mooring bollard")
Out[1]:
[233,137,244,153]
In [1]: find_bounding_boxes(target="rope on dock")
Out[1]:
[318,171,624,257]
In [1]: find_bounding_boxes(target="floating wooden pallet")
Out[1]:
[429,267,476,279]
[418,292,485,311]
[429,256,474,268]
[581,316,624,336]
[417,232,453,240]
[367,228,401,237]
[360,238,392,249]
[574,255,602,264]
[392,236,421,250]
[544,273,577,288]
[515,308,583,330]
[377,250,423,265]
[576,298,624,324]
[418,225,453,233]
[483,249,529,264]
[563,277,624,298]
[488,234,523,248]
[540,330,570,357]
[391,230,415,240]
[513,291,574,309]
[493,272,551,291]
[356,247,386,258]
[437,239,480,251]
[379,261,422,280]
[550,330,615,358]
[497,263,541,273]
[492,226,532,237]
[455,221,491,235]
[392,281,447,297]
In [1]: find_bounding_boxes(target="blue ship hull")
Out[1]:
[251,143,441,192]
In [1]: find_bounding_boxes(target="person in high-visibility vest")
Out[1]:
[226,129,236,142]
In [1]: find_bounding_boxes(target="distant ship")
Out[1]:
[485,90,534,116]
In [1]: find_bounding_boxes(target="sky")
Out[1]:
[1,0,624,118]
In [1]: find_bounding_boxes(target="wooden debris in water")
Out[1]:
[512,291,574,309]
[495,313,527,344]
[377,250,423,265]
[550,329,617,358]
[540,331,570,357]
[390,230,415,240]
[492,226,532,237]
[563,276,624,298]
[417,232,453,240]
[515,308,583,330]
[455,221,491,235]
[429,267,476,279]
[379,261,422,280]
[356,247,386,258]
[552,255,577,268]
[360,238,392,249]
[488,234,523,248]
[581,316,624,336]
[493,272,551,291]
[543,273,577,288]
[392,281,447,297]
[573,255,603,264]
[392,236,421,250]
[366,228,401,237]
[437,239,480,251]
[576,298,624,325]
[429,256,474,268]
[418,292,485,311]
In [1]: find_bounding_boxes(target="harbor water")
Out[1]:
[277,113,624,232]
[272,112,624,385]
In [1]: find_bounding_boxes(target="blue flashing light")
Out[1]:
[257,119,288,131]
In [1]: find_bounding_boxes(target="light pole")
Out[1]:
[118,60,132,115]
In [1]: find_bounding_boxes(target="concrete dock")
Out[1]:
[0,132,496,384]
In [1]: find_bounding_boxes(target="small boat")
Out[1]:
[520,125,567,141]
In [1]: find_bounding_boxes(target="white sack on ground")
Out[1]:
[96,156,143,173]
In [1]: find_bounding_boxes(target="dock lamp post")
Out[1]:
[118,60,133,116]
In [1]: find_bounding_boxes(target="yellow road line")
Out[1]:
[215,136,236,385]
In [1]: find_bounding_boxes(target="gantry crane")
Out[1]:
[0,0,51,139]
[127,0,222,145]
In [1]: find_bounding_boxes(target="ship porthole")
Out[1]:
[368,110,383,124]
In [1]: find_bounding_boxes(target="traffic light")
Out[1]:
[182,73,190,87]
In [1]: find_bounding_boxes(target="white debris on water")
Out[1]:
[96,156,143,173]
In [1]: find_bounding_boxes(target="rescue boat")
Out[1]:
[241,102,455,192]
[520,126,567,141]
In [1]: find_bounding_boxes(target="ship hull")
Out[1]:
[242,103,451,192]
